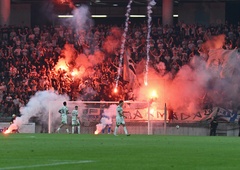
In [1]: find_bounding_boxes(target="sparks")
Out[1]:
[144,74,148,86]
[144,81,148,86]
[115,0,133,90]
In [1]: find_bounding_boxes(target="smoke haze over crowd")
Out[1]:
[7,1,240,131]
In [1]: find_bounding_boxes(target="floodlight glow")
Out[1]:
[130,15,146,18]
[58,15,107,18]
[58,15,73,18]
[91,15,107,18]
[173,14,179,18]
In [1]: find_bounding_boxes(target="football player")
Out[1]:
[113,100,130,136]
[56,101,70,133]
[71,106,80,134]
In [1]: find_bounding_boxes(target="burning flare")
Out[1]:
[113,87,118,93]
[3,124,19,134]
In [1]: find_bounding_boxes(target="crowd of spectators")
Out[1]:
[0,20,240,118]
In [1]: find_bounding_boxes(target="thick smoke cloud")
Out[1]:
[134,35,240,114]
[95,104,117,134]
[10,91,69,132]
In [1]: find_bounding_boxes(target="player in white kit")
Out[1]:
[113,100,130,136]
[72,106,80,134]
[56,101,70,133]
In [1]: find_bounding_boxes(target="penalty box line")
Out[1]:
[0,160,94,170]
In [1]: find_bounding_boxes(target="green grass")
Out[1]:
[0,134,240,170]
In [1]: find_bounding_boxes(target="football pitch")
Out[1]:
[0,134,239,170]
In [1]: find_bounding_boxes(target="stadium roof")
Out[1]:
[11,0,240,7]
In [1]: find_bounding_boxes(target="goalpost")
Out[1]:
[48,101,117,134]
[48,100,167,134]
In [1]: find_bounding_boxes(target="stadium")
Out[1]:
[0,0,240,169]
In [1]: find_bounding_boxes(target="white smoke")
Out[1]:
[70,5,93,31]
[95,104,117,134]
[115,0,133,88]
[144,0,156,85]
[11,91,69,132]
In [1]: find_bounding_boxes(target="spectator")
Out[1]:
[0,21,240,121]
[210,116,218,136]
[238,117,240,137]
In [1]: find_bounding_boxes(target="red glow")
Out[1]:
[94,130,99,135]
[3,129,11,134]
[71,72,76,76]
[113,88,118,93]
[146,89,159,100]
[71,70,77,76]
[151,90,158,99]
[56,0,70,4]
[54,58,69,72]
[3,124,18,134]
[150,108,155,114]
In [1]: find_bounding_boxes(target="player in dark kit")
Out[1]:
[10,114,16,124]
[10,114,19,133]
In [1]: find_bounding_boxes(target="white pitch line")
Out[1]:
[0,160,94,170]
